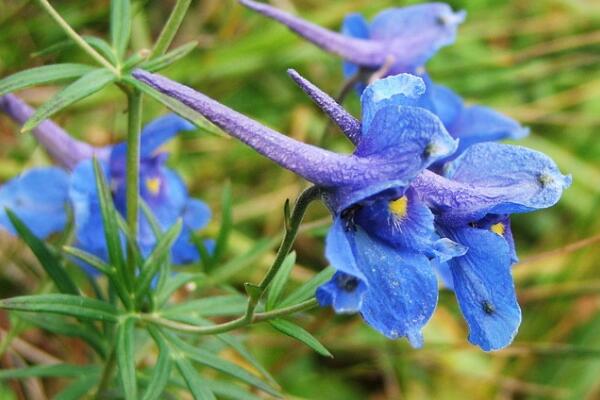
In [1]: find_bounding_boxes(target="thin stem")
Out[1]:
[149,0,192,59]
[244,186,321,318]
[143,298,319,334]
[36,0,120,76]
[94,345,116,399]
[126,89,143,287]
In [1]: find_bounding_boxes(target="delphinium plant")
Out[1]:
[0,1,571,399]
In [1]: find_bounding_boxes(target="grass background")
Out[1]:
[0,0,599,398]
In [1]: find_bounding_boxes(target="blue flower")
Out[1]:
[239,0,464,77]
[0,94,212,272]
[133,69,569,350]
[0,167,70,238]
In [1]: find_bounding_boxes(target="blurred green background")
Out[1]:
[1,0,599,399]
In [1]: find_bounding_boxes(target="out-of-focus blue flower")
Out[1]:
[236,2,527,159]
[0,94,212,273]
[0,167,70,238]
[135,69,570,351]
[239,0,464,77]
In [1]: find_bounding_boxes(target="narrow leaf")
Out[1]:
[0,364,99,379]
[0,294,120,322]
[270,319,332,357]
[165,332,279,397]
[212,181,232,265]
[6,209,79,295]
[63,245,113,276]
[156,272,205,307]
[54,373,100,400]
[33,37,117,64]
[143,41,197,72]
[17,313,107,358]
[266,251,296,310]
[175,357,216,400]
[136,219,182,296]
[142,330,173,400]
[22,69,115,133]
[0,64,94,96]
[117,317,137,400]
[110,0,132,59]
[279,266,334,307]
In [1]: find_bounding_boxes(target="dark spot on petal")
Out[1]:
[482,300,495,315]
[341,204,362,232]
[336,274,359,293]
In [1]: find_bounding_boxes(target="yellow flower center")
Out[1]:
[388,196,408,218]
[490,222,505,236]
[145,177,161,195]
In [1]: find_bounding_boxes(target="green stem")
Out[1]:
[245,186,321,318]
[149,0,192,59]
[126,89,143,288]
[143,298,319,334]
[94,345,116,399]
[36,0,120,76]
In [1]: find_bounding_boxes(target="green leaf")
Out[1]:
[6,209,79,295]
[269,319,332,357]
[174,357,216,400]
[110,0,131,59]
[217,333,277,386]
[142,330,173,400]
[0,63,95,96]
[92,159,127,281]
[163,295,246,318]
[136,219,182,297]
[266,251,296,310]
[155,272,205,307]
[17,313,107,358]
[21,68,115,133]
[62,245,113,276]
[33,36,117,65]
[279,266,334,308]
[212,181,232,265]
[124,75,226,137]
[208,237,278,285]
[0,364,99,379]
[0,294,120,322]
[117,317,137,400]
[54,373,100,400]
[142,41,197,72]
[165,332,279,397]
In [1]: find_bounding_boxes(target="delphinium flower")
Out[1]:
[134,69,570,350]
[0,94,211,271]
[238,0,528,162]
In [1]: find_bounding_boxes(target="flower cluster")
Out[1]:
[133,67,569,351]
[0,94,211,272]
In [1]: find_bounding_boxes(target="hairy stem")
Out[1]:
[36,0,119,76]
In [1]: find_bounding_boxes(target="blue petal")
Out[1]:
[356,104,458,170]
[443,226,521,351]
[424,79,463,127]
[0,167,69,238]
[475,214,517,263]
[318,217,368,313]
[450,105,529,154]
[369,4,465,71]
[430,237,468,263]
[341,13,370,79]
[171,226,200,265]
[140,114,195,157]
[360,74,426,133]
[69,160,109,258]
[353,228,438,347]
[183,198,211,231]
[317,271,368,313]
[444,143,571,217]
[354,187,435,252]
